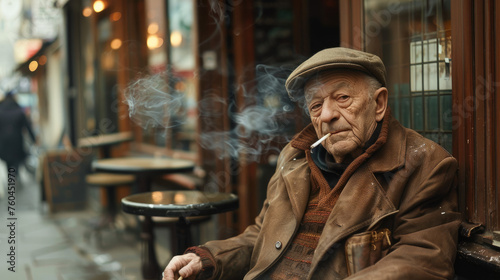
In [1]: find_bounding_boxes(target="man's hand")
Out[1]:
[163,253,202,280]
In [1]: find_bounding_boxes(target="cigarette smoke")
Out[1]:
[198,64,301,162]
[124,73,186,129]
[123,63,307,162]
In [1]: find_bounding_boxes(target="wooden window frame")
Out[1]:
[341,0,500,275]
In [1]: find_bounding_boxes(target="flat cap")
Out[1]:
[285,47,386,99]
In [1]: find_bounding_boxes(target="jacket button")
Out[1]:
[275,241,282,249]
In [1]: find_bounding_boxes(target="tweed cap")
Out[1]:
[285,47,386,99]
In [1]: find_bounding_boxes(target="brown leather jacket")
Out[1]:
[201,115,461,279]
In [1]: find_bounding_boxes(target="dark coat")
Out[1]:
[0,95,36,165]
[202,115,461,279]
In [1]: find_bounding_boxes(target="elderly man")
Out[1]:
[163,47,461,280]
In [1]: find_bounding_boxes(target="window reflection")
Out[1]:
[364,0,452,152]
[143,0,197,153]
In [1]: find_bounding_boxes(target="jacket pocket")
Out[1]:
[344,228,392,276]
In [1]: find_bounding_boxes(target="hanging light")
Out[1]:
[147,35,163,50]
[93,0,106,13]
[82,7,92,17]
[170,31,182,47]
[29,61,38,72]
[110,38,122,50]
[38,55,47,65]
[110,12,121,22]
[148,23,159,34]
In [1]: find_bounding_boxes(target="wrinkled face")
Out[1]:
[304,70,382,163]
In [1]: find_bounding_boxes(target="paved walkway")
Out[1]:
[0,164,172,280]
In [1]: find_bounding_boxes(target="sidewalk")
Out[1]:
[0,165,172,280]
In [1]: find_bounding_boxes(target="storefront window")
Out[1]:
[96,16,119,134]
[142,0,197,153]
[364,0,452,152]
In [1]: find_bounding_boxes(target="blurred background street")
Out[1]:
[0,163,172,280]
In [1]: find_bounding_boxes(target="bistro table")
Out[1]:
[92,157,195,192]
[122,190,239,280]
[79,132,134,240]
[78,131,133,158]
[92,157,195,280]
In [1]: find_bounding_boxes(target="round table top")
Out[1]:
[121,190,239,217]
[92,157,195,174]
[78,131,133,148]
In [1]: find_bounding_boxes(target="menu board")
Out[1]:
[42,150,91,212]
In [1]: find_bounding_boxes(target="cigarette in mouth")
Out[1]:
[178,277,183,280]
[310,133,331,149]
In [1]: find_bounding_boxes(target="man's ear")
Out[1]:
[373,87,388,122]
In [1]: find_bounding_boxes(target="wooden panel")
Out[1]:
[495,0,500,229]
[339,0,363,50]
[196,0,235,238]
[292,0,309,55]
[473,0,486,225]
[452,0,500,230]
[232,0,259,233]
[484,0,497,229]
[451,0,475,223]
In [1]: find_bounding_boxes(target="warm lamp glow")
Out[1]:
[93,0,105,13]
[38,55,47,65]
[147,23,159,34]
[29,61,38,72]
[170,31,182,47]
[82,7,92,17]
[174,193,186,204]
[110,38,122,50]
[152,191,164,203]
[147,35,164,50]
[110,12,121,22]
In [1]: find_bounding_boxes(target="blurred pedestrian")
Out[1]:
[0,90,37,182]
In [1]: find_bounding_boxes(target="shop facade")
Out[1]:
[21,0,499,276]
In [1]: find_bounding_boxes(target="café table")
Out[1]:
[92,157,195,280]
[78,131,133,158]
[122,190,239,280]
[78,132,134,240]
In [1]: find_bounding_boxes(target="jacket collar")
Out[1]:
[290,109,405,174]
[366,115,406,173]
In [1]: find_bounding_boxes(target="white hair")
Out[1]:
[361,73,382,100]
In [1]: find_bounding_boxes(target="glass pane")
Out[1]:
[411,65,422,92]
[425,95,439,131]
[422,38,438,62]
[400,83,410,96]
[409,0,422,38]
[440,94,452,131]
[410,41,422,64]
[389,84,399,121]
[438,36,452,61]
[169,0,195,70]
[145,0,167,71]
[400,97,410,128]
[423,63,438,91]
[412,97,423,131]
[364,0,452,153]
[143,0,168,146]
[139,0,197,152]
[423,133,440,143]
[96,17,118,134]
[168,0,197,152]
[441,133,452,152]
[439,61,452,90]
